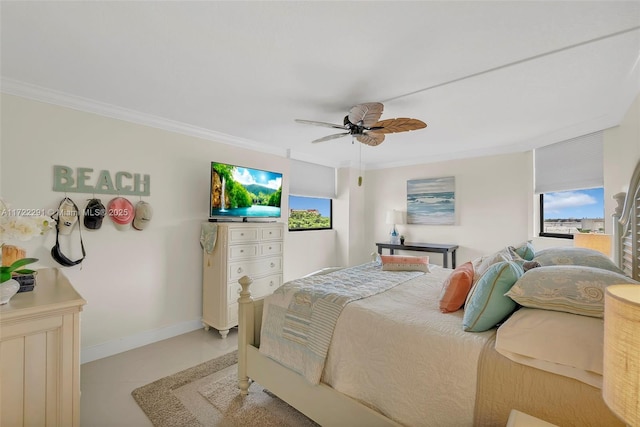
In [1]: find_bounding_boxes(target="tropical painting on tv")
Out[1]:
[210,162,282,218]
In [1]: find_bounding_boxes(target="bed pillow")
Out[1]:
[381,255,430,272]
[506,265,640,318]
[511,240,535,261]
[496,308,604,388]
[533,247,625,275]
[472,248,513,283]
[439,262,474,313]
[463,261,524,332]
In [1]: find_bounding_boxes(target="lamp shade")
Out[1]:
[386,210,404,225]
[603,284,640,426]
[574,233,612,257]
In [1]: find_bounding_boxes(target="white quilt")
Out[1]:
[321,266,495,427]
[259,263,424,384]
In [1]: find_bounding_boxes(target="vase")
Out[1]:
[0,279,20,305]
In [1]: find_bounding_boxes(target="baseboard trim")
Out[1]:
[80,319,203,364]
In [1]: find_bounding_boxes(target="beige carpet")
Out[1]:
[131,350,318,427]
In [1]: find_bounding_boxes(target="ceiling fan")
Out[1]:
[295,102,427,146]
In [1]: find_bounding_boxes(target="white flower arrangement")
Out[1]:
[0,199,55,243]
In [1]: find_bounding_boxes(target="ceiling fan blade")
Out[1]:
[295,119,348,130]
[312,133,350,143]
[356,132,385,146]
[348,102,383,127]
[372,118,427,134]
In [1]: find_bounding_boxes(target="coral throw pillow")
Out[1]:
[439,262,474,313]
[381,255,430,272]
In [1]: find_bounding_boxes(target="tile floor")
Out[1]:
[80,327,238,427]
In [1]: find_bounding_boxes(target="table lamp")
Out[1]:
[603,284,640,426]
[573,233,612,257]
[386,210,403,245]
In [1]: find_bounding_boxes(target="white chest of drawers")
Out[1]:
[202,222,284,338]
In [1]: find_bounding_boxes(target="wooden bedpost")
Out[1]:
[237,275,254,396]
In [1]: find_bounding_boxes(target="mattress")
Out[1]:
[261,264,494,426]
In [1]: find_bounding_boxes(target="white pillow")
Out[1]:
[495,308,604,388]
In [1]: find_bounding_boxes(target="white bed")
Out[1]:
[236,160,640,426]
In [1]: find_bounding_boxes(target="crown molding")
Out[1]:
[1,78,288,158]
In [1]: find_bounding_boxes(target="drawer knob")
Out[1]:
[268,246,272,250]
[241,233,244,236]
[237,267,243,274]
[240,249,244,253]
[269,231,272,235]
[269,281,274,287]
[270,262,275,268]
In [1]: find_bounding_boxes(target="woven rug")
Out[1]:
[131,350,318,427]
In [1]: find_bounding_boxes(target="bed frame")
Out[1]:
[237,159,640,426]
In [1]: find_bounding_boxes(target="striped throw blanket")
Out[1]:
[259,263,424,384]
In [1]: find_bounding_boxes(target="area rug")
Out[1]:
[131,350,318,427]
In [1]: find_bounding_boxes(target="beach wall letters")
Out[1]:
[53,165,151,196]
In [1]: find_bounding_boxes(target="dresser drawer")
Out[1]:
[261,226,283,240]
[251,274,282,299]
[229,228,259,243]
[227,274,281,303]
[229,244,258,260]
[260,241,283,257]
[228,257,283,282]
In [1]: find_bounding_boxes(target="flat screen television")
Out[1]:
[210,162,282,220]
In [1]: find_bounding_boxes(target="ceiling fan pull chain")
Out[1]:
[358,142,363,186]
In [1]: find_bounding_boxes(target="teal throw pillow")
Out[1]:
[512,240,535,261]
[463,261,524,332]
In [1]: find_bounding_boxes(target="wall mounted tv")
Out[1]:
[210,162,282,220]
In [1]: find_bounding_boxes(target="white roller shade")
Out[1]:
[534,131,603,194]
[289,160,336,198]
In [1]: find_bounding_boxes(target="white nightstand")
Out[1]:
[506,410,558,427]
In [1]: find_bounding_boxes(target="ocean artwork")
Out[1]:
[407,177,455,225]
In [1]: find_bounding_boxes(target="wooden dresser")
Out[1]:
[202,222,284,338]
[0,268,86,426]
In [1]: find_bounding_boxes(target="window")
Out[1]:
[288,195,332,231]
[288,159,335,231]
[539,187,605,238]
[535,131,604,238]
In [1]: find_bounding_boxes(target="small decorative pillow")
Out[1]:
[472,248,513,283]
[511,240,535,261]
[533,247,625,275]
[439,262,474,313]
[381,255,430,272]
[506,265,640,318]
[463,261,524,332]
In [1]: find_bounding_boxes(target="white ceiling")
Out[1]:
[2,1,639,169]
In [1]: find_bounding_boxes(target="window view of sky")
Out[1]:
[543,187,604,219]
[289,195,331,217]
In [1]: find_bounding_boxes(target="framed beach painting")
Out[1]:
[407,176,455,225]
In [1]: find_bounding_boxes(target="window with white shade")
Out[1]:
[535,131,605,238]
[288,160,335,231]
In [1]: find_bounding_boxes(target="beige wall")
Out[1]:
[361,94,640,264]
[1,94,335,361]
[604,93,640,222]
[363,152,533,265]
[2,92,638,362]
